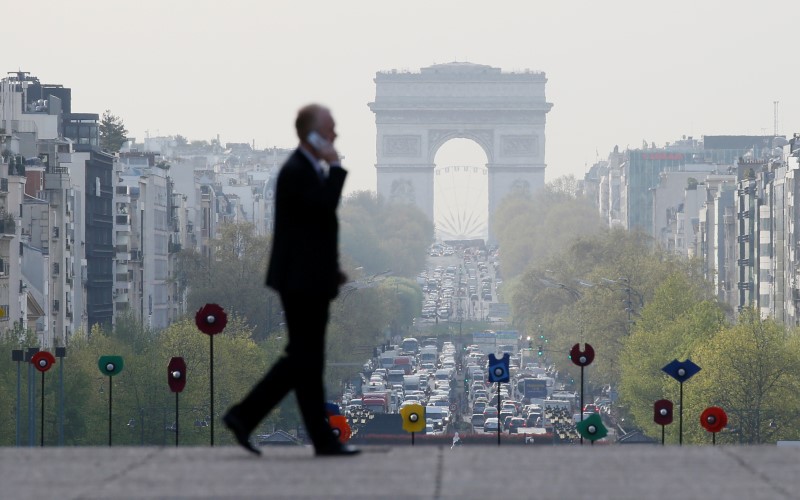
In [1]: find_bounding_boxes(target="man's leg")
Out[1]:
[285,295,339,450]
[229,355,295,432]
[226,294,299,433]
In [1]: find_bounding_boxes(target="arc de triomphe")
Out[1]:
[368,62,553,240]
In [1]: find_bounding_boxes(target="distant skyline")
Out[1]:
[9,0,798,195]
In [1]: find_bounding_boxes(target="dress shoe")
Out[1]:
[223,411,261,456]
[315,444,361,457]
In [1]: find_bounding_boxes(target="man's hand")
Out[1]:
[319,143,340,166]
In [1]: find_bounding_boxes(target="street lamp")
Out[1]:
[600,277,644,322]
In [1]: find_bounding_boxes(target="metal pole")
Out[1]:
[15,359,21,447]
[497,382,501,446]
[712,432,716,446]
[28,356,34,447]
[661,425,665,446]
[679,382,684,446]
[56,347,65,447]
[40,372,45,447]
[210,334,214,446]
[162,408,167,445]
[175,392,179,447]
[108,376,113,446]
[580,366,585,445]
[58,356,64,446]
[140,408,144,445]
[411,431,415,446]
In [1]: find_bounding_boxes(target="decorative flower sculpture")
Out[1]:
[700,406,728,434]
[168,357,187,393]
[400,404,426,433]
[662,359,701,383]
[325,402,341,416]
[653,399,674,426]
[195,303,228,335]
[98,355,125,376]
[488,353,510,383]
[570,343,595,367]
[31,351,56,373]
[328,415,351,443]
[576,412,608,442]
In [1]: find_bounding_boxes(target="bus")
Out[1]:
[401,337,419,354]
[517,377,551,402]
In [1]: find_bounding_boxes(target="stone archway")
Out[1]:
[368,62,553,240]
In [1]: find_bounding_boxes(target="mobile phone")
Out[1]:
[307,131,329,151]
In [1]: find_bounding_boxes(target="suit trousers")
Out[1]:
[232,291,335,450]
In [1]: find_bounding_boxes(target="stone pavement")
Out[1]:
[1,445,798,499]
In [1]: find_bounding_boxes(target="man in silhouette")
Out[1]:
[224,104,359,456]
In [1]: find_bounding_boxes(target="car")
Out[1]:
[501,402,517,416]
[573,412,595,424]
[484,407,498,419]
[525,412,543,428]
[508,417,526,434]
[483,417,499,432]
[471,413,486,429]
[501,414,514,430]
[583,404,601,414]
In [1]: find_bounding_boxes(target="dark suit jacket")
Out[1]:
[266,149,347,299]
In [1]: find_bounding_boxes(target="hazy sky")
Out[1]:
[9,0,798,194]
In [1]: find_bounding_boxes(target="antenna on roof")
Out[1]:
[774,101,780,136]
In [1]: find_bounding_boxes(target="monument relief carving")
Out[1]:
[383,135,421,157]
[428,129,458,148]
[510,179,531,197]
[501,135,539,157]
[390,178,416,204]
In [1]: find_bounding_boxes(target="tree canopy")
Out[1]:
[99,110,128,153]
[339,191,434,278]
[492,175,605,280]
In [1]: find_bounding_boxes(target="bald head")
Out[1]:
[295,104,329,141]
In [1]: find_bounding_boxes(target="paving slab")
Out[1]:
[1,445,798,499]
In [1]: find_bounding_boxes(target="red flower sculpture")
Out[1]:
[329,415,351,443]
[700,406,728,433]
[195,303,228,335]
[569,343,595,367]
[31,351,56,373]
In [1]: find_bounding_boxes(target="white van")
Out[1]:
[425,406,450,429]
[403,374,421,392]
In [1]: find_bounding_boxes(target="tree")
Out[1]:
[99,110,128,153]
[688,310,800,444]
[339,191,433,278]
[617,273,724,442]
[492,176,605,280]
[506,226,713,402]
[176,222,276,341]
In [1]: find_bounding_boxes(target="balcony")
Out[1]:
[0,178,7,195]
[0,216,15,235]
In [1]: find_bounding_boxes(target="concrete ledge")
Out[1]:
[1,445,797,499]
